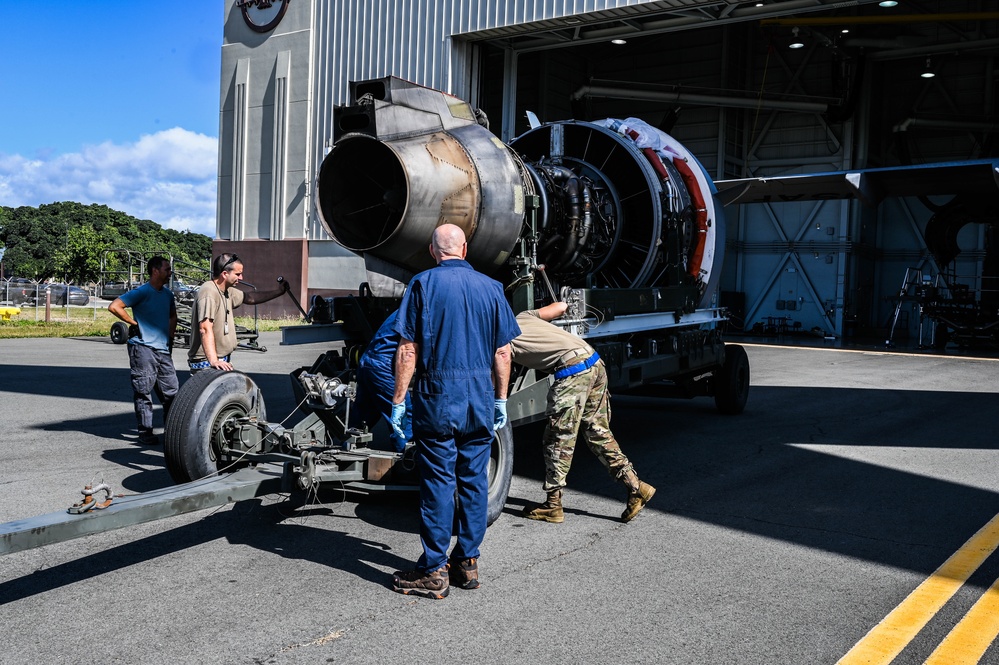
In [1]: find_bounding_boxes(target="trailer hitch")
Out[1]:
[67,483,120,514]
[297,451,318,490]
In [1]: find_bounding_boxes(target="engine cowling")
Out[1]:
[315,76,724,306]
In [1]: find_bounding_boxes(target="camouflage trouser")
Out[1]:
[541,360,633,492]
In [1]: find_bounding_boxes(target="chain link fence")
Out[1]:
[1,278,101,321]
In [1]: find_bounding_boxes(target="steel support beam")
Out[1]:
[280,323,350,345]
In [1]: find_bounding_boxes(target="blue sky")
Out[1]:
[0,2,224,236]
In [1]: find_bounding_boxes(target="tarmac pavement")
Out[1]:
[1,332,998,664]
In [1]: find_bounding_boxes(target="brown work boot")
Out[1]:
[391,565,449,599]
[622,481,656,523]
[523,490,564,523]
[448,556,480,590]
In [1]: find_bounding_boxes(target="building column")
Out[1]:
[230,58,250,242]
[270,50,291,241]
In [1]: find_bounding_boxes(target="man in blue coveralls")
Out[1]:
[108,256,179,446]
[350,309,411,452]
[389,224,520,599]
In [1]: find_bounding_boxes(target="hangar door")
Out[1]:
[466,4,998,344]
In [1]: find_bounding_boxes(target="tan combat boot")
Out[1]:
[621,469,656,523]
[523,489,564,523]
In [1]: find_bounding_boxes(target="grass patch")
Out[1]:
[0,306,113,338]
[234,315,307,332]
[0,306,306,339]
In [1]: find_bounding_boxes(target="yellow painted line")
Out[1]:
[837,513,999,665]
[924,575,999,664]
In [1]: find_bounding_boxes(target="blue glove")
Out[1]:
[494,398,508,431]
[389,431,408,453]
[390,402,408,441]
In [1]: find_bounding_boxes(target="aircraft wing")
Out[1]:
[714,159,999,207]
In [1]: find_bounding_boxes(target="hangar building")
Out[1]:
[216,0,998,345]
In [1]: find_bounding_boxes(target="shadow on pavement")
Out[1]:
[0,498,412,606]
[5,368,998,598]
[581,387,999,581]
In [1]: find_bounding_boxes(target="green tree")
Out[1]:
[0,206,63,279]
[54,224,111,283]
[0,202,212,282]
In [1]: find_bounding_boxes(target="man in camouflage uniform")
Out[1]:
[509,301,655,523]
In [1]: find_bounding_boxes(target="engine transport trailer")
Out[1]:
[0,77,748,556]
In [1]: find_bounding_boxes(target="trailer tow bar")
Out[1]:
[277,276,312,323]
[1,466,284,556]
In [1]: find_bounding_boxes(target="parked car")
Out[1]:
[173,281,198,305]
[4,278,37,306]
[98,281,140,300]
[33,283,91,306]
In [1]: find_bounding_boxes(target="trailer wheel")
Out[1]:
[110,321,129,345]
[714,344,750,415]
[164,370,267,483]
[486,424,514,525]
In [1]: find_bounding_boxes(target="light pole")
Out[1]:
[65,220,70,320]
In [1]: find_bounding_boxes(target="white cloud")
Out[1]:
[0,128,218,236]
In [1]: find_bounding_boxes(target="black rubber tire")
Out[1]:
[110,321,129,345]
[164,370,267,483]
[486,423,514,525]
[714,344,750,415]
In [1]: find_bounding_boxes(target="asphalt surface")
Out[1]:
[1,332,998,664]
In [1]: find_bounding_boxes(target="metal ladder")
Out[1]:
[886,267,925,347]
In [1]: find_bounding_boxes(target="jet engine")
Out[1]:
[315,76,725,311]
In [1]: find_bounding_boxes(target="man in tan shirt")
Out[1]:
[509,301,655,523]
[187,253,288,372]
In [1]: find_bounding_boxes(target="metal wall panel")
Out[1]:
[722,32,855,337]
[220,0,315,241]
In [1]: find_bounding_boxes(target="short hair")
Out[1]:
[212,253,241,277]
[147,256,169,275]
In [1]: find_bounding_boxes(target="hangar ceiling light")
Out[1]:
[789,27,804,49]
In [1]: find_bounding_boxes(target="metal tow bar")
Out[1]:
[1,466,284,556]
